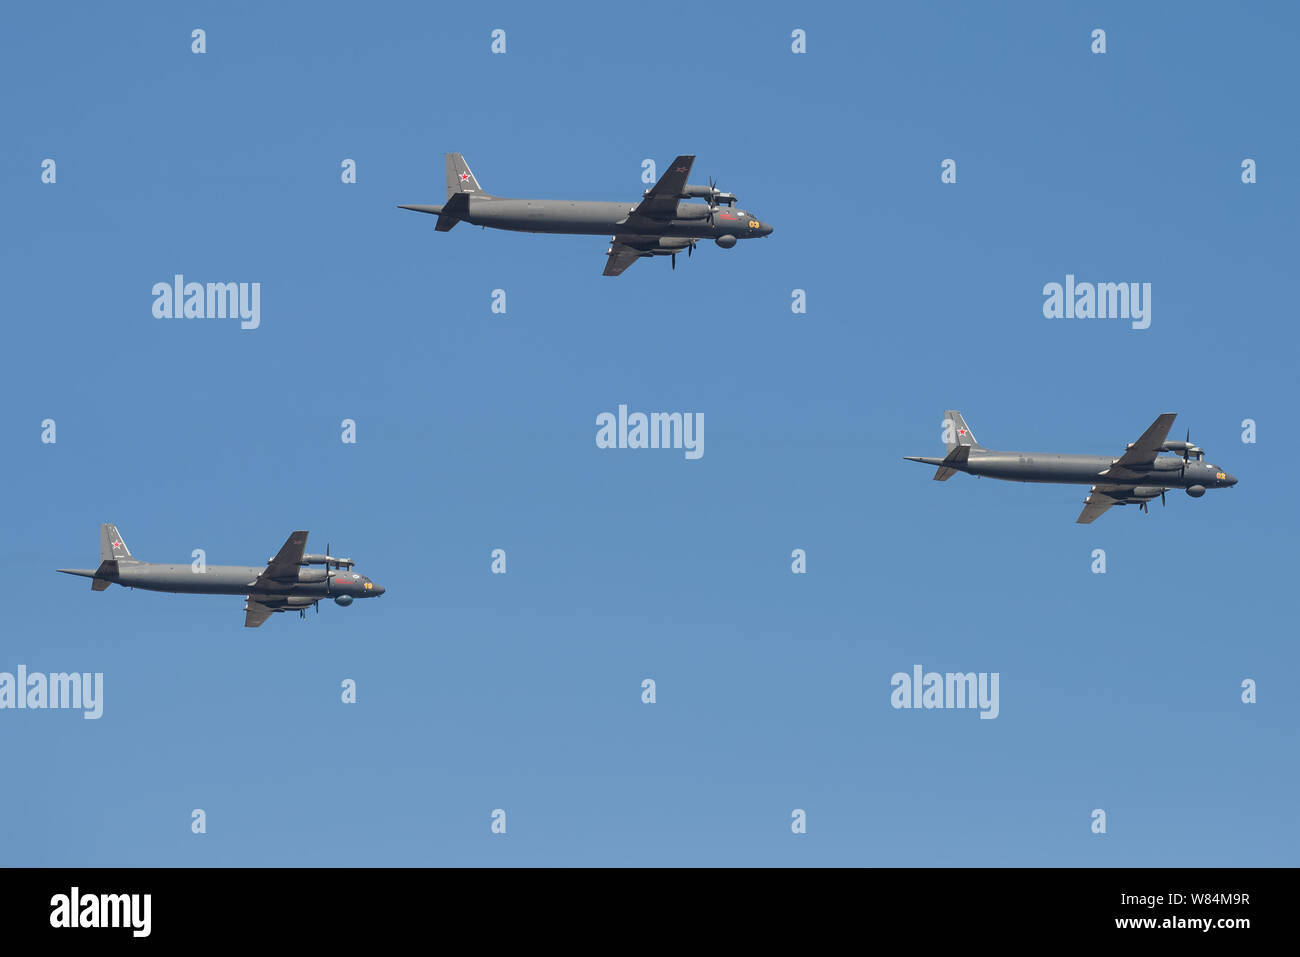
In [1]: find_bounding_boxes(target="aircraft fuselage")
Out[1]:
[415,196,772,240]
[908,451,1236,489]
[60,563,382,599]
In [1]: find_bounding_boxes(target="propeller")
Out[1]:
[325,542,332,596]
[671,240,698,271]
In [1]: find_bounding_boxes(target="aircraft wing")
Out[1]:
[1106,413,1177,476]
[625,155,694,222]
[243,594,311,627]
[603,236,648,276]
[243,599,276,628]
[251,530,309,589]
[1076,485,1128,524]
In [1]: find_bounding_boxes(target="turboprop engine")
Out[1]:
[300,553,354,568]
[680,183,737,205]
[649,237,695,255]
[1127,486,1169,514]
[1128,487,1164,502]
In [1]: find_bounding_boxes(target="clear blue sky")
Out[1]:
[2,2,1295,866]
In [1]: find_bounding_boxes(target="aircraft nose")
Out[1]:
[1225,474,1238,487]
[760,222,774,237]
[372,584,386,596]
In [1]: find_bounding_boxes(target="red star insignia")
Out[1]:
[459,172,471,182]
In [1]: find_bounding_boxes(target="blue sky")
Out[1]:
[1,2,1296,866]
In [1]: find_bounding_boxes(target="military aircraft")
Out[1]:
[399,153,773,275]
[58,525,385,627]
[905,411,1238,523]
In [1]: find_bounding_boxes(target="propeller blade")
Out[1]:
[671,253,676,270]
[1161,490,1166,507]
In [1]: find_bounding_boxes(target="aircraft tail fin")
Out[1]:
[944,410,984,452]
[99,524,136,563]
[445,153,490,199]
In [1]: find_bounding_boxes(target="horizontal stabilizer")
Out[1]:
[57,559,117,590]
[933,444,969,481]
[434,192,469,231]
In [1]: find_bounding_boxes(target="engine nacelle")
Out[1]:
[673,203,713,221]
[1161,440,1204,458]
[1186,485,1206,498]
[296,568,329,584]
[680,184,737,205]
[653,237,694,253]
[334,594,354,606]
[1128,487,1164,502]
[300,553,354,568]
[715,234,737,249]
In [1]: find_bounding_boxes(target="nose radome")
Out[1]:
[372,584,386,596]
[761,222,774,236]
[1226,474,1238,487]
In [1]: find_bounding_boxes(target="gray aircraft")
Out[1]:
[906,411,1238,523]
[58,525,385,627]
[399,153,773,275]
